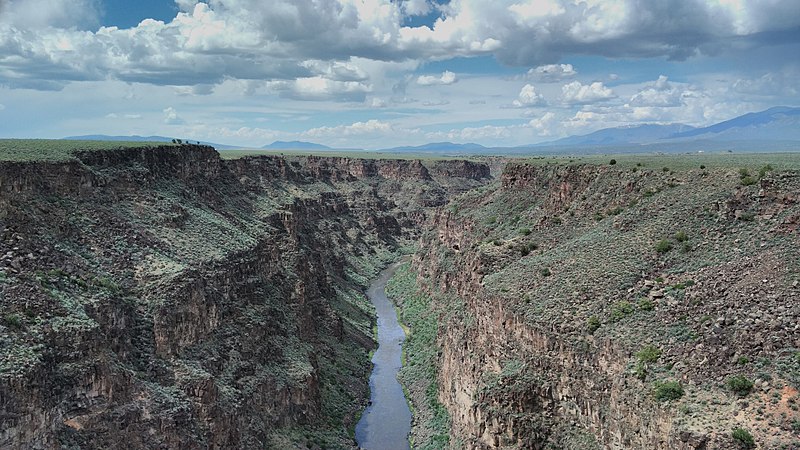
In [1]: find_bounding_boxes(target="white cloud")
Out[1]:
[163,107,185,125]
[367,97,388,108]
[417,70,457,86]
[403,0,432,16]
[732,71,799,97]
[422,99,450,106]
[268,77,372,101]
[629,75,685,107]
[528,111,558,136]
[512,83,546,107]
[526,64,577,82]
[2,0,799,94]
[106,112,142,119]
[304,119,395,137]
[0,0,99,29]
[561,81,616,105]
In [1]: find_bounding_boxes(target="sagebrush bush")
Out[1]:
[654,381,684,401]
[726,375,754,397]
[731,428,755,448]
[655,240,673,253]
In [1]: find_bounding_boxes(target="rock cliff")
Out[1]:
[405,162,800,449]
[0,145,490,449]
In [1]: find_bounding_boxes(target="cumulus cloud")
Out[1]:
[512,83,546,107]
[526,64,577,82]
[268,77,372,102]
[1,0,799,93]
[629,75,685,107]
[403,0,432,16]
[163,107,185,125]
[417,70,457,86]
[528,111,558,136]
[304,119,395,137]
[561,81,616,105]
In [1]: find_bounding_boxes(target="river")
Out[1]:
[354,262,412,450]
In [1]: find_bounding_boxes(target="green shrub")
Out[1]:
[736,356,750,365]
[662,167,670,172]
[608,206,624,216]
[637,345,662,364]
[758,164,773,178]
[610,301,634,322]
[731,428,755,448]
[609,159,617,165]
[726,375,754,397]
[741,176,757,186]
[540,268,552,277]
[4,314,23,329]
[655,240,673,253]
[550,216,562,225]
[637,298,654,311]
[518,227,531,236]
[654,381,684,401]
[700,165,706,169]
[587,316,601,334]
[486,216,497,225]
[674,231,688,242]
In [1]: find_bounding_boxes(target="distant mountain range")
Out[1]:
[64,135,243,150]
[262,141,332,150]
[64,106,800,155]
[381,142,487,152]
[525,106,800,153]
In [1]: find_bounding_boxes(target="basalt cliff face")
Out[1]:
[0,145,489,449]
[406,162,800,449]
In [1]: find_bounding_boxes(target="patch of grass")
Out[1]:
[518,227,532,236]
[654,381,684,401]
[3,314,24,329]
[726,375,754,397]
[674,231,688,242]
[758,164,774,178]
[587,316,601,334]
[655,239,673,253]
[731,428,755,448]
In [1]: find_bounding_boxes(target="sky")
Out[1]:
[0,0,799,149]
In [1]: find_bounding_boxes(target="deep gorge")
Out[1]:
[1,146,799,449]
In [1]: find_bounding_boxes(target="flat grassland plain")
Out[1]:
[2,139,797,171]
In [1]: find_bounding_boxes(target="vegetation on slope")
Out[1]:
[386,263,451,449]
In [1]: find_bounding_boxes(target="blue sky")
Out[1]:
[0,0,799,149]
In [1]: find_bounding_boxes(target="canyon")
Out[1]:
[1,144,798,449]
